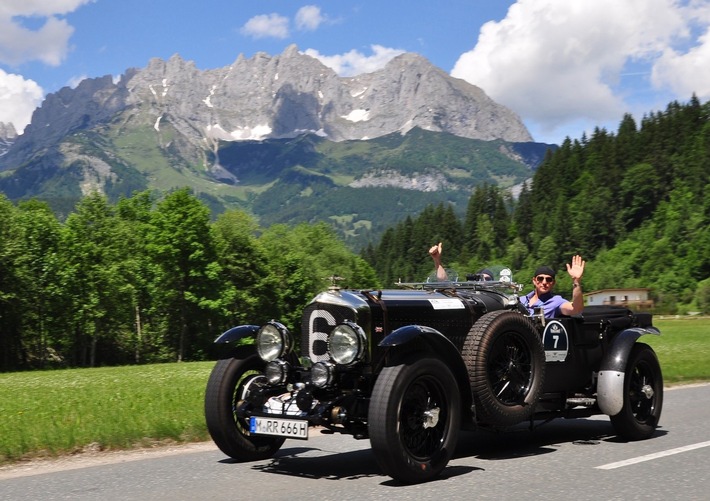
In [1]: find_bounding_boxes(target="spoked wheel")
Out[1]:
[610,343,663,440]
[204,354,285,461]
[463,311,545,426]
[369,357,461,484]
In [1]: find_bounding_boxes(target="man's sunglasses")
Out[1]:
[535,275,555,284]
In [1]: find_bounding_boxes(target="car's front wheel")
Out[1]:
[204,354,286,461]
[368,357,461,484]
[610,343,663,440]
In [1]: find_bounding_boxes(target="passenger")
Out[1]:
[520,256,585,318]
[428,242,493,281]
[428,242,448,281]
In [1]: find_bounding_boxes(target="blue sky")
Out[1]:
[1,0,709,144]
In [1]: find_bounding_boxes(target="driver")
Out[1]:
[520,256,585,318]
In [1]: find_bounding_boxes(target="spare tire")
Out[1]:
[462,310,545,426]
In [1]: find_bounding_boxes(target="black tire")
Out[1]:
[369,358,461,484]
[462,310,545,426]
[610,343,663,440]
[204,355,285,461]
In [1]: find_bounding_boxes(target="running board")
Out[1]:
[566,397,597,407]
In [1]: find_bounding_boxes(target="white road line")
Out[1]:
[596,440,710,470]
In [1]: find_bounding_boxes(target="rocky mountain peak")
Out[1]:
[0,122,17,139]
[0,122,17,157]
[0,45,533,171]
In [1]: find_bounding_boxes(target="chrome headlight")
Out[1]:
[264,360,290,385]
[256,321,292,362]
[311,361,334,388]
[328,322,366,366]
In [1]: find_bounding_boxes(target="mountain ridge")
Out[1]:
[0,46,554,246]
[1,45,533,170]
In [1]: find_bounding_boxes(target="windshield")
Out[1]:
[472,265,513,283]
[425,265,513,284]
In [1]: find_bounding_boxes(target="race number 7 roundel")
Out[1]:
[542,320,569,362]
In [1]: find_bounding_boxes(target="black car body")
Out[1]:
[205,268,663,483]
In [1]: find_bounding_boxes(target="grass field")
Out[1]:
[0,317,707,465]
[0,362,213,465]
[646,317,710,384]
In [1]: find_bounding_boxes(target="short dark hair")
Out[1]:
[534,265,556,278]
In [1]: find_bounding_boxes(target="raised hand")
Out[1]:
[429,242,442,261]
[566,254,585,281]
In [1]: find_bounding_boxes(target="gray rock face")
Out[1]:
[1,45,532,170]
[0,122,17,157]
[0,122,17,138]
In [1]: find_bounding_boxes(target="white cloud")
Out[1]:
[651,1,710,99]
[0,69,44,134]
[295,5,325,32]
[0,0,94,17]
[0,0,93,132]
[240,13,290,39]
[241,7,334,39]
[67,74,88,88]
[653,33,710,98]
[304,45,406,77]
[451,0,709,143]
[0,0,94,66]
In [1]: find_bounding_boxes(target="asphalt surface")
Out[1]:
[1,383,708,500]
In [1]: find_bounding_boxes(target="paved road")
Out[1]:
[2,384,709,500]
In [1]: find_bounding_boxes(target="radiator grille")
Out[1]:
[301,302,358,363]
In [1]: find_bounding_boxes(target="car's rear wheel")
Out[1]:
[463,310,545,426]
[610,343,663,440]
[369,357,461,484]
[204,354,285,461]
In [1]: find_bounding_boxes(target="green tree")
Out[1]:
[696,278,710,314]
[568,172,614,256]
[15,200,66,368]
[512,181,533,248]
[60,193,132,367]
[259,222,378,329]
[0,196,23,371]
[616,163,662,234]
[464,185,510,261]
[147,188,222,361]
[115,191,158,363]
[212,209,279,326]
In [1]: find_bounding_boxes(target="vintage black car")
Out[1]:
[204,267,663,484]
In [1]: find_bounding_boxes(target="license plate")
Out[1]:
[249,416,309,439]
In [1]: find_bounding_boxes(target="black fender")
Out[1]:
[211,325,260,359]
[597,326,661,416]
[378,325,473,419]
[214,325,261,345]
[214,325,260,344]
[213,325,301,365]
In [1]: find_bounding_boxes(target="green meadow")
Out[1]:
[0,362,213,465]
[1,317,707,465]
[646,317,710,384]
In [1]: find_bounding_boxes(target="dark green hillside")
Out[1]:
[217,128,544,247]
[1,125,545,247]
[0,131,149,218]
[216,134,326,184]
[218,127,540,184]
[255,184,471,247]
